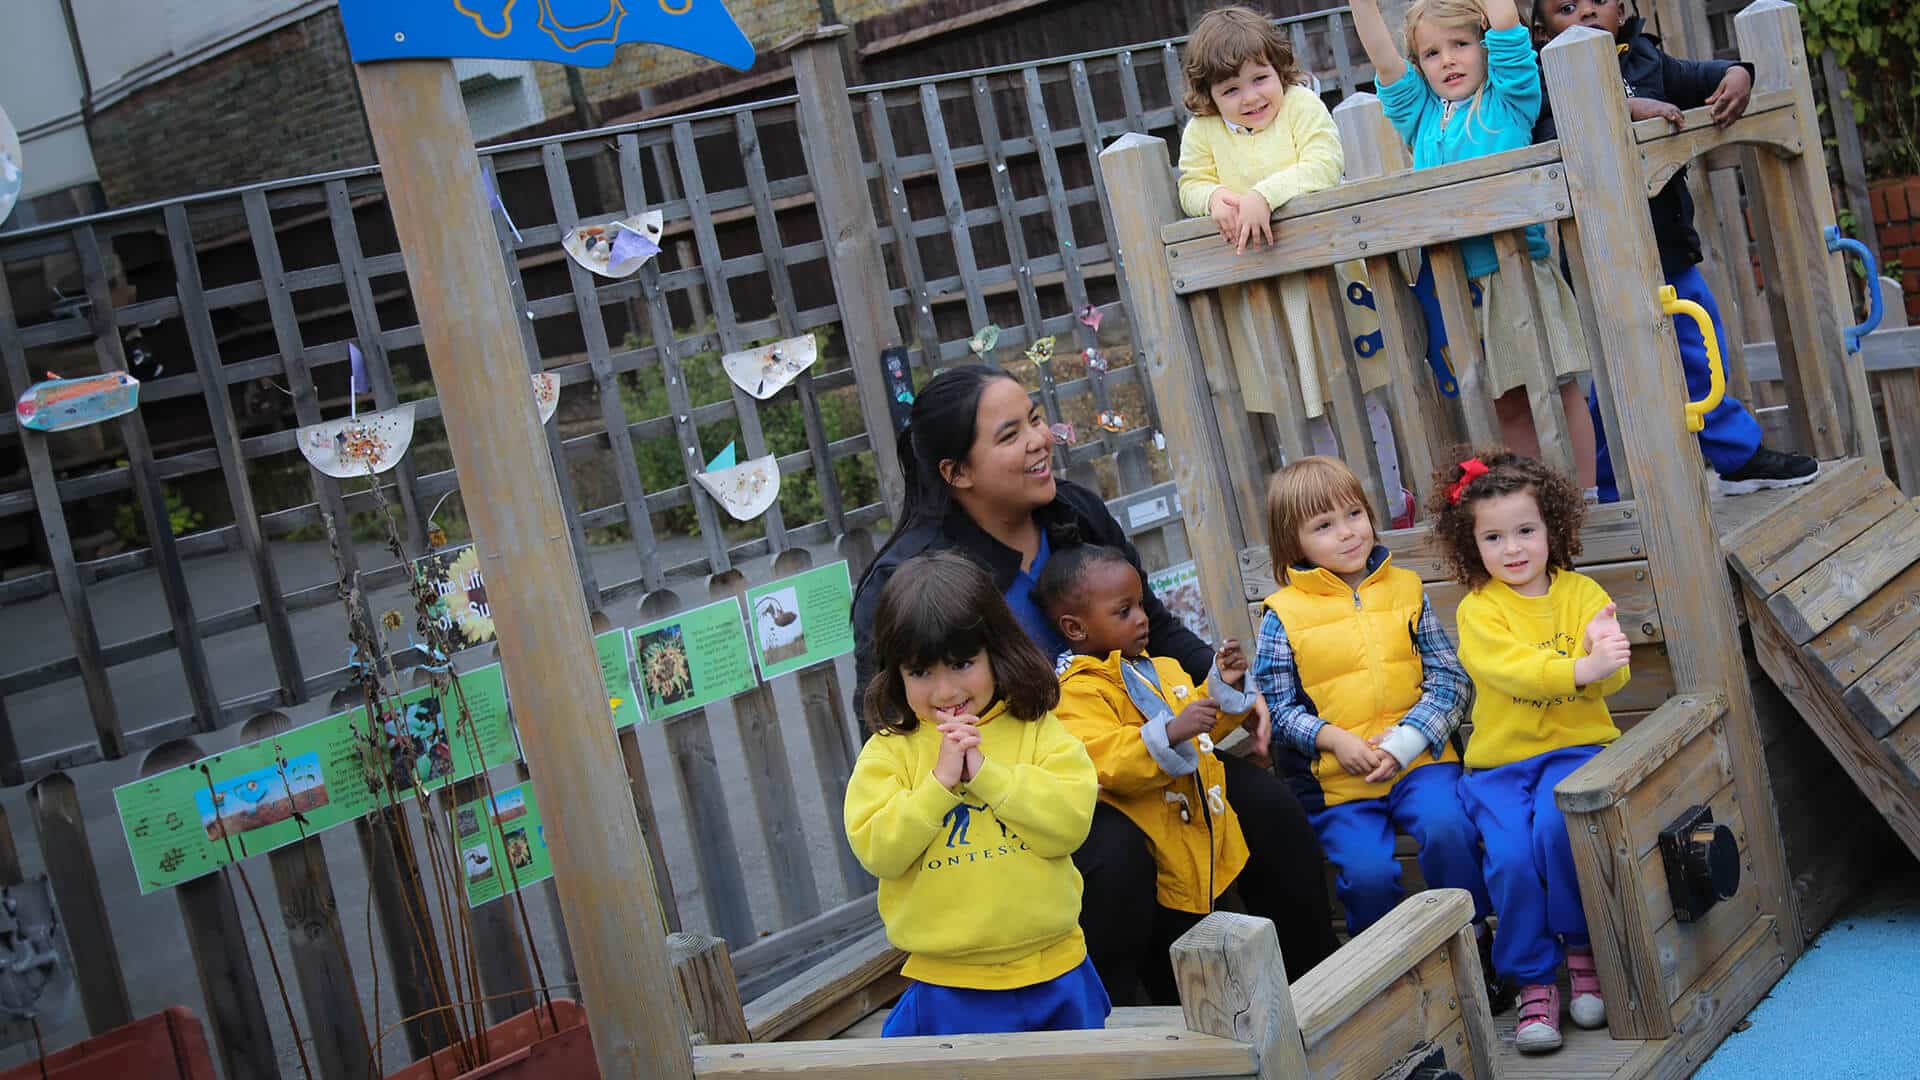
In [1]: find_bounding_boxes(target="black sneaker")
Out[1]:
[1479,928,1516,1014]
[1718,446,1818,496]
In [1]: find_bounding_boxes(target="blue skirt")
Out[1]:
[880,955,1111,1037]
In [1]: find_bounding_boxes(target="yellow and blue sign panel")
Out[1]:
[339,0,754,71]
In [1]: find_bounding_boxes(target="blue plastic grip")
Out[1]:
[1824,225,1884,355]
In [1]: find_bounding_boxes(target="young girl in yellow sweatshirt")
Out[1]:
[847,550,1105,1036]
[1430,451,1631,1054]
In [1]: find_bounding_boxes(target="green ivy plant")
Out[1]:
[1801,0,1920,177]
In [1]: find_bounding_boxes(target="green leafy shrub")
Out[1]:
[1802,0,1920,177]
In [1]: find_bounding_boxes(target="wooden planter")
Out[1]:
[0,1008,217,1080]
[385,1000,593,1080]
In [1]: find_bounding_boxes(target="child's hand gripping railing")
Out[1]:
[1824,225,1886,355]
[1664,285,1725,434]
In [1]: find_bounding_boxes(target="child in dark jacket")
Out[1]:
[1529,0,1819,500]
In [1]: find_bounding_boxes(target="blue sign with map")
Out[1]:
[338,0,755,71]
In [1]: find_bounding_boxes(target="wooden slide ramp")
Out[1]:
[1731,456,1920,863]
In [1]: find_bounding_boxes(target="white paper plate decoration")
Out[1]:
[695,455,780,522]
[297,404,417,478]
[0,105,22,227]
[561,210,665,279]
[721,334,817,400]
[532,372,560,424]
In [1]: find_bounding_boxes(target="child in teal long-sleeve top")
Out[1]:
[1350,0,1598,493]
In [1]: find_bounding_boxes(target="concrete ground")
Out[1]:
[0,534,859,1077]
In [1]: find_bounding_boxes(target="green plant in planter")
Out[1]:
[113,488,205,544]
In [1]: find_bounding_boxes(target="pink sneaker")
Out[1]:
[1566,947,1606,1029]
[1514,983,1563,1053]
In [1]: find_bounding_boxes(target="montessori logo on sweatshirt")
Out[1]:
[925,802,1031,871]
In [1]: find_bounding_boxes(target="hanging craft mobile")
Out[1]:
[695,453,781,522]
[1024,335,1055,369]
[721,333,818,400]
[296,342,415,477]
[532,372,560,424]
[967,324,1001,357]
[562,210,665,279]
[1050,422,1077,446]
[15,371,140,432]
[1077,304,1103,332]
[1083,348,1108,373]
[1096,410,1127,433]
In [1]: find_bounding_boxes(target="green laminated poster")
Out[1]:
[745,561,855,680]
[454,782,553,907]
[597,627,642,731]
[629,597,757,723]
[413,545,497,652]
[113,664,516,895]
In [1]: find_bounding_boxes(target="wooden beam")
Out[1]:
[1170,912,1310,1080]
[672,933,752,1046]
[353,58,692,1079]
[1292,889,1474,1041]
[692,1027,1259,1078]
[1555,693,1729,812]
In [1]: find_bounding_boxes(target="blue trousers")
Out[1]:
[881,955,1110,1036]
[1308,762,1492,936]
[1458,745,1603,983]
[1591,265,1761,501]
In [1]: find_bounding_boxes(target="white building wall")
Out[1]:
[0,0,97,200]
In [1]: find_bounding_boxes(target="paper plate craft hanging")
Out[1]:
[1084,348,1108,373]
[1097,410,1127,433]
[1024,335,1055,369]
[967,324,1001,357]
[0,105,21,228]
[721,333,818,400]
[695,454,780,522]
[297,404,417,478]
[532,372,560,424]
[15,372,140,432]
[1050,422,1077,446]
[562,210,664,279]
[1077,304,1103,332]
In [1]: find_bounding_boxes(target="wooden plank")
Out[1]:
[1429,245,1503,449]
[1305,948,1455,1080]
[779,971,910,1043]
[27,773,132,1035]
[1309,267,1392,522]
[1818,48,1880,265]
[636,224,733,574]
[693,1027,1259,1078]
[241,711,372,1080]
[1641,796,1764,1010]
[1766,498,1920,643]
[1428,560,1662,643]
[1495,229,1576,479]
[1809,560,1920,697]
[865,92,944,369]
[1442,923,1498,1080]
[1564,799,1670,1039]
[1873,280,1920,497]
[0,247,119,765]
[1633,99,1802,197]
[1170,912,1309,1080]
[1366,255,1451,516]
[1187,292,1278,543]
[1843,622,1920,737]
[1561,219,1635,500]
[1724,457,1898,595]
[1116,50,1149,134]
[743,926,905,1043]
[1554,693,1727,813]
[1618,728,1735,862]
[735,894,881,1004]
[711,569,821,926]
[545,141,673,578]
[642,587,756,945]
[1099,133,1255,648]
[1748,581,1920,863]
[1160,43,1189,129]
[1293,889,1473,1039]
[671,932,752,1046]
[1545,22,1802,973]
[75,224,222,733]
[324,179,428,554]
[919,83,987,334]
[1165,164,1575,293]
[790,31,908,520]
[1217,281,1313,457]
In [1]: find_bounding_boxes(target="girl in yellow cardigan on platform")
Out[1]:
[1430,450,1631,1055]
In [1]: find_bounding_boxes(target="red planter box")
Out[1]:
[386,1000,596,1080]
[0,1009,216,1080]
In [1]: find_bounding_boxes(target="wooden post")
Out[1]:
[27,774,131,1035]
[440,774,537,1024]
[1100,133,1256,646]
[1818,48,1881,266]
[1737,0,1876,461]
[669,933,751,1045]
[140,739,279,1080]
[1169,912,1309,1080]
[1543,26,1802,1015]
[242,711,372,1080]
[1873,278,1920,494]
[353,59,692,1078]
[789,26,908,521]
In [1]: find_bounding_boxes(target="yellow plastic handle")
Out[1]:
[1663,285,1724,434]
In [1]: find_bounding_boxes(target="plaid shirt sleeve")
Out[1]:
[1252,610,1325,756]
[1400,596,1470,754]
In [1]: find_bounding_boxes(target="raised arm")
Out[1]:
[1350,0,1409,88]
[1483,0,1520,32]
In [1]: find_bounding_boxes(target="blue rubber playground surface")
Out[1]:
[1696,868,1920,1078]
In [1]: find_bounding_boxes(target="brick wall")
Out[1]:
[1872,176,1920,325]
[88,10,373,209]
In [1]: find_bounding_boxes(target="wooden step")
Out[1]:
[1763,498,1920,644]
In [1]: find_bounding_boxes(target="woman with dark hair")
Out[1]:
[852,365,1339,1002]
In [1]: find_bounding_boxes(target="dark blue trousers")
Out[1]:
[1307,762,1492,935]
[881,955,1110,1036]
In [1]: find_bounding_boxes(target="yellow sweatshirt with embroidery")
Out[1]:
[843,700,1098,990]
[1176,83,1344,218]
[1456,572,1630,769]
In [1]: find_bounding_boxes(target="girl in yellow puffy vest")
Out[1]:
[1252,457,1493,945]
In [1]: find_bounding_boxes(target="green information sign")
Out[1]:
[113,664,514,894]
[745,561,855,680]
[598,627,642,731]
[453,782,553,907]
[629,597,756,723]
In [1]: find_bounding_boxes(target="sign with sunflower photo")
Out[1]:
[629,597,757,723]
[415,545,497,652]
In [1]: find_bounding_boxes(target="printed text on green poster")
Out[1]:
[746,561,855,680]
[629,598,756,722]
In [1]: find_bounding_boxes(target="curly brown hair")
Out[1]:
[1427,450,1586,589]
[1182,5,1309,117]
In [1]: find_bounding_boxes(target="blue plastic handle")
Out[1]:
[1825,225,1884,355]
